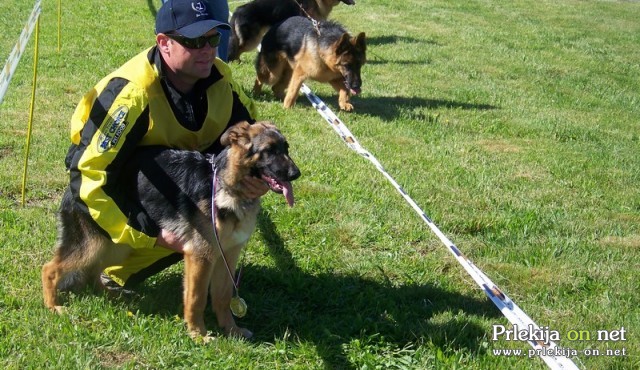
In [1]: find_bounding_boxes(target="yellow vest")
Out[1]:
[70,47,256,151]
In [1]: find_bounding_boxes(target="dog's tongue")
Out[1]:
[281,181,294,207]
[262,175,295,207]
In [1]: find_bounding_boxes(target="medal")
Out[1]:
[230,295,247,318]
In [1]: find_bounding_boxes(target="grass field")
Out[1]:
[1,0,639,368]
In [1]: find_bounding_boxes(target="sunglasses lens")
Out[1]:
[170,33,221,49]
[207,33,221,48]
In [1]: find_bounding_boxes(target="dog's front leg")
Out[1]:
[329,78,353,111]
[183,251,213,339]
[209,248,253,339]
[283,67,306,108]
[42,257,65,313]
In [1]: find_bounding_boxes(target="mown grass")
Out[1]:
[1,0,639,368]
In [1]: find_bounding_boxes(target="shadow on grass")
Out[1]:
[365,58,431,66]
[134,211,500,368]
[250,212,499,366]
[365,35,438,65]
[284,93,498,121]
[253,92,497,121]
[366,35,429,47]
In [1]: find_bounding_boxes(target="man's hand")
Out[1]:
[241,176,269,199]
[156,229,184,253]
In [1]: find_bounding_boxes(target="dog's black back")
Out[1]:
[231,0,300,26]
[55,147,218,258]
[126,147,216,234]
[259,16,348,64]
[229,0,302,61]
[128,147,213,220]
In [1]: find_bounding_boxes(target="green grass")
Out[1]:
[1,0,639,368]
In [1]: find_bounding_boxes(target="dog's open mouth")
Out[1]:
[261,175,295,207]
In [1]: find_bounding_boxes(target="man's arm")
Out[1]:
[68,77,159,249]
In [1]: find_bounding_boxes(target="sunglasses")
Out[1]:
[166,33,221,49]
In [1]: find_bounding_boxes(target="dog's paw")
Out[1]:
[282,100,295,109]
[51,305,67,315]
[188,327,209,341]
[340,103,354,111]
[191,333,217,344]
[227,326,253,340]
[202,335,217,344]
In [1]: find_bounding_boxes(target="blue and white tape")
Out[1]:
[0,0,42,105]
[300,83,581,370]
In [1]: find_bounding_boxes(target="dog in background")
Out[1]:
[229,0,356,61]
[42,121,300,340]
[254,16,366,111]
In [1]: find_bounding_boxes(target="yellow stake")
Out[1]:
[21,17,40,206]
[57,0,61,52]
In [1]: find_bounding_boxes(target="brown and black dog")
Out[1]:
[42,121,300,340]
[228,0,356,61]
[254,16,366,111]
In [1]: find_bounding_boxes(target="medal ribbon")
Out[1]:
[210,160,246,317]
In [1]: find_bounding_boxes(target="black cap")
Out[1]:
[155,0,230,38]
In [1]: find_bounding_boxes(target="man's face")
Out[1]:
[157,29,219,87]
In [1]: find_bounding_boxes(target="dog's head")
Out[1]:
[334,32,366,95]
[220,121,301,206]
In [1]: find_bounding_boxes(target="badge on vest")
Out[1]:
[97,106,129,153]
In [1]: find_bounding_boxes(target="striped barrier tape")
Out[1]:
[299,83,581,370]
[0,0,42,105]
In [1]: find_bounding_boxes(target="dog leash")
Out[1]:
[291,0,321,35]
[210,160,248,318]
[299,83,581,370]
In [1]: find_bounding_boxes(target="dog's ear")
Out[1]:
[220,121,251,147]
[354,32,366,51]
[254,120,277,131]
[336,33,352,55]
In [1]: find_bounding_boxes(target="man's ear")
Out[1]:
[220,121,252,147]
[156,33,171,53]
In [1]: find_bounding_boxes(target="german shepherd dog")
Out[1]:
[42,121,300,340]
[253,16,366,111]
[228,0,356,61]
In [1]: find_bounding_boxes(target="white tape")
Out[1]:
[0,0,42,105]
[300,83,581,370]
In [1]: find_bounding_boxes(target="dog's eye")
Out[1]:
[264,143,288,156]
[253,146,275,157]
[266,146,281,155]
